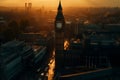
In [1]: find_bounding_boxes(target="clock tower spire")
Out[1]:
[58,0,62,10]
[55,0,65,70]
[55,0,65,24]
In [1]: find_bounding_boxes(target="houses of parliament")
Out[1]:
[54,0,120,80]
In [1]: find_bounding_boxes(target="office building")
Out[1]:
[0,40,34,80]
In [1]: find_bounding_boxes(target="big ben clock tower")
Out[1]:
[55,0,65,70]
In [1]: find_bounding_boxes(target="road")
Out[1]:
[47,50,55,80]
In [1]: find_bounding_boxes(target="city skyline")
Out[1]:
[0,0,120,7]
[0,0,120,80]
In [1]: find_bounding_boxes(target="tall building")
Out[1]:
[28,3,32,9]
[25,3,27,10]
[25,2,32,13]
[28,3,32,12]
[25,3,28,13]
[55,0,65,70]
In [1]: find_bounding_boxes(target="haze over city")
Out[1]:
[0,0,120,7]
[0,0,120,80]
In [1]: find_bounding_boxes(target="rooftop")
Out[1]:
[1,40,24,48]
[60,67,112,79]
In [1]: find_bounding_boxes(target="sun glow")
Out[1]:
[0,0,119,7]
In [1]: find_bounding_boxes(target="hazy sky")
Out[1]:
[0,0,120,7]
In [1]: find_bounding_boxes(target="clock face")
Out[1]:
[56,23,62,29]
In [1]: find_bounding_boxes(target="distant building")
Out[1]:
[0,17,7,44]
[19,31,54,47]
[19,31,54,60]
[65,21,72,39]
[71,19,84,37]
[105,24,120,32]
[25,2,32,14]
[25,3,27,11]
[28,3,32,10]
